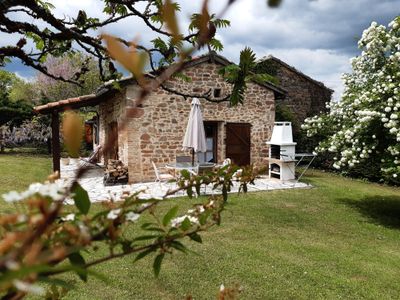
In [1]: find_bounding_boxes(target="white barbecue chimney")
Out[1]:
[267,122,296,180]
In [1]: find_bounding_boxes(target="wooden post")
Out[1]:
[51,111,61,175]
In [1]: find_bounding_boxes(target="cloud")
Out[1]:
[1,0,398,100]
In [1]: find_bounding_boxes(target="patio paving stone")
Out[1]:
[61,160,311,202]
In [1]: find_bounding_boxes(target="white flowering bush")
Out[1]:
[303,16,400,185]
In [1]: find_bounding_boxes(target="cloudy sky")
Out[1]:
[2,0,399,99]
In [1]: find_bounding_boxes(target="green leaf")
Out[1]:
[68,252,87,282]
[150,14,163,24]
[170,241,187,253]
[141,222,156,229]
[72,183,90,215]
[144,227,165,233]
[153,253,165,277]
[189,232,202,243]
[180,169,191,179]
[132,235,159,242]
[0,265,54,284]
[134,248,156,263]
[163,205,179,226]
[213,18,231,28]
[151,37,168,52]
[209,38,224,51]
[180,217,191,231]
[199,211,210,225]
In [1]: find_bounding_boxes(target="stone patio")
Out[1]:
[61,160,311,202]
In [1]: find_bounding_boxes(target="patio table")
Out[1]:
[166,162,200,178]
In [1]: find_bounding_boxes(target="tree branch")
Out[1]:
[160,81,231,103]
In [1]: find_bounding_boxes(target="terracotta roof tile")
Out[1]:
[34,94,97,114]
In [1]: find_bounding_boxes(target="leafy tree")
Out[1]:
[36,53,103,102]
[0,69,18,99]
[0,70,33,127]
[219,47,280,105]
[0,0,230,85]
[8,78,39,104]
[302,16,400,184]
[0,0,281,106]
[0,98,33,127]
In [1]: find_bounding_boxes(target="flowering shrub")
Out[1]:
[0,119,51,151]
[302,16,400,185]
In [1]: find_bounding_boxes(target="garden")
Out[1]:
[0,0,399,299]
[0,152,400,299]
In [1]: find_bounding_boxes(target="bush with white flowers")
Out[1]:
[303,16,400,184]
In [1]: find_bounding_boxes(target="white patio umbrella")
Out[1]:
[182,98,207,165]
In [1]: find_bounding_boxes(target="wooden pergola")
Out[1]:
[34,89,115,175]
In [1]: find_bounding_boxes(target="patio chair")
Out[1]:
[198,162,215,175]
[176,155,192,163]
[80,145,102,168]
[152,161,174,184]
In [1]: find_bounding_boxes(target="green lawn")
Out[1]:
[1,153,400,299]
[0,152,52,195]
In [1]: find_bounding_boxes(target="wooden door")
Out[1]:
[226,123,251,166]
[105,121,118,164]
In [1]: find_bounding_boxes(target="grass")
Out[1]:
[0,152,52,196]
[1,153,400,299]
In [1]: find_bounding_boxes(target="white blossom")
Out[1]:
[125,212,140,222]
[2,180,67,202]
[107,209,121,220]
[171,215,199,228]
[62,213,75,221]
[13,280,44,296]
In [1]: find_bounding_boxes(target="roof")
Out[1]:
[35,52,287,114]
[34,89,116,114]
[102,52,287,95]
[260,55,334,93]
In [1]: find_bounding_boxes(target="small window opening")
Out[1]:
[213,88,221,98]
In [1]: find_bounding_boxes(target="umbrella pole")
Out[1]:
[191,148,195,166]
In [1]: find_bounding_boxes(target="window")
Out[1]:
[198,122,218,163]
[213,88,221,98]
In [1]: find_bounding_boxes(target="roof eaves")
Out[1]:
[33,90,112,114]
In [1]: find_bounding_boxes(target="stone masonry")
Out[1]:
[261,56,333,124]
[99,57,277,183]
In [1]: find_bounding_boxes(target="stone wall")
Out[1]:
[124,61,275,183]
[271,60,332,124]
[98,91,128,164]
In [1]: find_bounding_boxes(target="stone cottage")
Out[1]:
[258,55,333,123]
[35,52,332,183]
